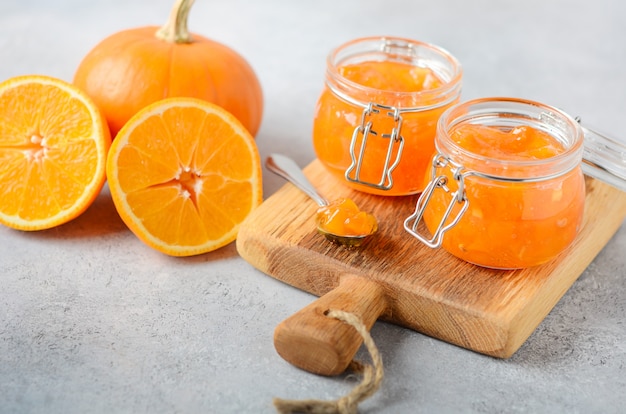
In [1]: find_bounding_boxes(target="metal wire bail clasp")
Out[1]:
[345,102,405,190]
[403,155,469,248]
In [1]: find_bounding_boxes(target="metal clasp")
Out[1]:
[345,102,404,190]
[403,154,469,248]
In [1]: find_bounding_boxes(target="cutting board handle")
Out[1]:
[273,275,387,376]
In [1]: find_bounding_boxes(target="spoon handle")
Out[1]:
[266,154,329,207]
[273,274,387,376]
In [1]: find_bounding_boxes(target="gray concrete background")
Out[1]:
[1,0,625,413]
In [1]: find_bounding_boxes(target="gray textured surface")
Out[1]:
[1,0,626,413]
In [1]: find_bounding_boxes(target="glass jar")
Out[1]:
[313,36,462,196]
[404,97,586,269]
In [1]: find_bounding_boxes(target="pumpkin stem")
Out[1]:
[156,0,195,43]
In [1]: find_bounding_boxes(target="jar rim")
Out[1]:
[325,36,463,107]
[436,97,584,181]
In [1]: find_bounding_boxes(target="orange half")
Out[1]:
[106,97,263,256]
[0,75,111,230]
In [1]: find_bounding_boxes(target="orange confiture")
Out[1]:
[316,198,377,238]
[415,98,586,269]
[313,37,462,196]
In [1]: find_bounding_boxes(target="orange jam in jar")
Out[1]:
[313,37,462,195]
[404,98,586,269]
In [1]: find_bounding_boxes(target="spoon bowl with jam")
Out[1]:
[266,153,377,247]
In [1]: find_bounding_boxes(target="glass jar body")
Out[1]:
[423,166,585,269]
[420,98,586,269]
[313,37,462,196]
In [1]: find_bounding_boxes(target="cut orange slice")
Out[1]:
[0,75,111,231]
[106,97,263,256]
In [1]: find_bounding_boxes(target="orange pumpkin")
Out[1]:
[73,0,263,138]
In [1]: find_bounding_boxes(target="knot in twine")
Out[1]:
[273,309,384,414]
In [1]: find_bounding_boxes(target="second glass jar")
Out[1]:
[404,97,587,269]
[313,36,463,196]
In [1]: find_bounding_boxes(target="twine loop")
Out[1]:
[273,309,384,414]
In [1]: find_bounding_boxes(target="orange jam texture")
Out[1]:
[313,60,457,196]
[338,60,444,92]
[316,198,378,237]
[424,124,585,269]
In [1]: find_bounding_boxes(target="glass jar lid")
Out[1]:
[577,119,626,192]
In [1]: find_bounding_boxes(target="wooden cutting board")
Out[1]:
[236,159,626,375]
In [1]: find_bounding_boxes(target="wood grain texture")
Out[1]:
[236,159,626,365]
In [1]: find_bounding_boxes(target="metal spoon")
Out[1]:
[265,153,376,247]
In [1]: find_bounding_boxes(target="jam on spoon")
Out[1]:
[266,153,377,247]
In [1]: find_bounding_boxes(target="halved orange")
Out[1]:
[106,97,263,256]
[0,75,111,231]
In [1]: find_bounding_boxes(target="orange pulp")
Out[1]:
[423,124,585,269]
[313,60,458,196]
